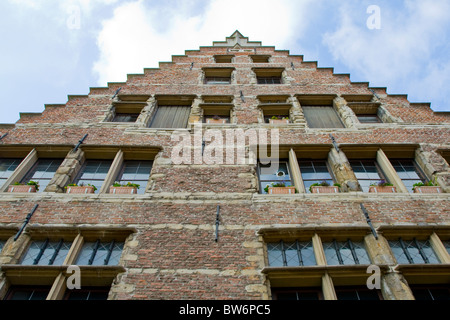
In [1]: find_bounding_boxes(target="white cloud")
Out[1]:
[322,0,450,110]
[92,0,318,86]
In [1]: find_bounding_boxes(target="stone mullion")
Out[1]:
[376,149,409,193]
[327,147,360,192]
[45,148,85,193]
[100,150,124,194]
[0,149,38,193]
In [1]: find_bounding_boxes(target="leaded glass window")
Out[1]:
[22,159,63,192]
[114,160,153,194]
[76,240,124,266]
[443,240,450,255]
[350,160,386,192]
[267,240,316,267]
[75,160,113,193]
[258,160,292,194]
[390,159,426,193]
[298,160,335,193]
[323,239,371,265]
[389,238,440,264]
[20,239,71,265]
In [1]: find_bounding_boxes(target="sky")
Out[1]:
[0,0,449,124]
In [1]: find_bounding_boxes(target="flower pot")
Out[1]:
[269,119,289,124]
[268,187,296,194]
[8,185,37,193]
[369,186,396,193]
[110,186,138,194]
[206,118,227,124]
[311,186,339,194]
[66,186,95,194]
[413,186,443,194]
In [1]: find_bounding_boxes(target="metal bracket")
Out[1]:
[240,91,245,103]
[73,134,88,152]
[360,204,378,240]
[329,134,340,153]
[112,87,122,99]
[215,205,220,242]
[14,204,39,241]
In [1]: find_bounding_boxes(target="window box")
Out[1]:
[369,186,396,193]
[268,187,296,194]
[66,186,96,194]
[310,186,340,194]
[8,185,37,193]
[269,119,289,124]
[109,186,138,194]
[413,186,443,194]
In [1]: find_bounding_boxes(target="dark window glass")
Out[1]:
[298,160,334,193]
[5,286,50,300]
[323,240,371,265]
[302,106,345,128]
[272,288,322,300]
[112,113,139,123]
[267,240,316,267]
[22,159,63,192]
[389,238,440,264]
[443,240,450,255]
[257,77,282,84]
[65,287,110,300]
[76,160,113,193]
[390,159,425,193]
[0,158,22,186]
[357,115,381,123]
[411,285,450,300]
[76,240,124,266]
[335,287,382,300]
[114,160,153,194]
[0,240,5,253]
[205,77,231,84]
[350,160,386,192]
[258,161,292,194]
[20,239,70,266]
[149,106,191,128]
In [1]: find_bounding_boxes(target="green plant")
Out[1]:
[112,182,140,189]
[370,180,393,187]
[65,182,97,192]
[412,180,437,190]
[13,181,39,191]
[263,181,295,193]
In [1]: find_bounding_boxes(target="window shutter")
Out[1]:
[150,106,191,128]
[302,106,344,128]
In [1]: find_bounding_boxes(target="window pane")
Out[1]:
[0,240,5,253]
[112,114,139,122]
[77,160,113,193]
[302,106,345,128]
[0,158,22,186]
[65,288,110,300]
[7,287,50,300]
[23,159,63,192]
[149,106,191,128]
[267,243,283,267]
[412,286,450,300]
[76,241,123,266]
[20,240,69,265]
[116,160,153,194]
[272,288,321,300]
[389,238,440,264]
[391,160,425,193]
[335,287,381,300]
[323,240,369,265]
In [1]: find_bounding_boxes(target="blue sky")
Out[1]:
[1,0,449,124]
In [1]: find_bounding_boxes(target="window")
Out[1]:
[214,55,233,63]
[254,68,284,85]
[389,238,440,264]
[203,68,233,85]
[64,287,110,300]
[390,159,426,192]
[4,286,51,300]
[323,240,371,265]
[257,77,281,84]
[21,159,63,192]
[205,77,231,84]
[112,113,139,123]
[20,239,71,266]
[411,285,450,300]
[75,240,124,266]
[0,240,5,253]
[258,160,292,194]
[75,160,112,193]
[298,160,335,193]
[271,288,322,300]
[350,160,387,192]
[115,160,152,194]
[357,115,382,123]
[267,240,316,267]
[302,106,345,128]
[335,286,383,300]
[0,158,21,187]
[444,240,450,255]
[250,55,270,63]
[149,106,191,129]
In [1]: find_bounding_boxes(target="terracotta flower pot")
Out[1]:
[66,186,96,194]
[269,119,289,124]
[311,186,340,194]
[369,186,396,193]
[109,186,138,194]
[413,186,443,194]
[268,187,296,194]
[8,185,37,193]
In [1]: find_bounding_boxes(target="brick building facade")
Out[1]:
[0,31,449,300]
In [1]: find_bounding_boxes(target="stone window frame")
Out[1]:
[214,55,234,64]
[252,67,285,85]
[0,226,135,300]
[259,227,386,300]
[146,95,197,130]
[257,95,293,125]
[296,94,346,129]
[202,67,235,85]
[250,55,271,63]
[256,158,294,195]
[103,94,152,126]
